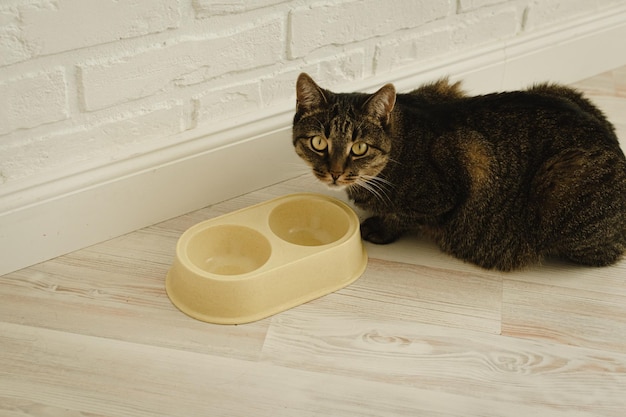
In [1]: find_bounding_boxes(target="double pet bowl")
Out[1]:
[166,193,368,324]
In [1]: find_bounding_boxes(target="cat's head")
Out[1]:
[292,73,396,189]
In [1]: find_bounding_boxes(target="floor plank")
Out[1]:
[3,321,622,417]
[502,277,626,353]
[262,312,626,415]
[318,257,502,333]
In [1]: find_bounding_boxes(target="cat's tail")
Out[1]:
[533,147,626,266]
[527,83,617,139]
[410,78,466,101]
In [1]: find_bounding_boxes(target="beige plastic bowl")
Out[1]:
[165,193,367,324]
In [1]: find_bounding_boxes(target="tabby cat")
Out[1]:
[292,72,626,271]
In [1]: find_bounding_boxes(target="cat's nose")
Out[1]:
[330,172,342,182]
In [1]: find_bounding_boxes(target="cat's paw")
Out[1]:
[360,216,401,244]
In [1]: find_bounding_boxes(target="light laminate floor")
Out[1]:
[1,67,626,417]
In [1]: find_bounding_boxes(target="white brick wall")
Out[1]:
[19,0,181,56]
[373,4,519,74]
[0,68,68,134]
[287,1,451,58]
[0,0,624,189]
[1,102,185,181]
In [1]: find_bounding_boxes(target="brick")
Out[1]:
[458,0,508,12]
[523,0,591,30]
[193,82,262,125]
[78,18,283,111]
[318,49,366,87]
[373,6,517,75]
[597,0,626,8]
[259,50,365,107]
[0,7,29,66]
[19,0,181,56]
[260,69,304,108]
[288,0,451,58]
[193,0,285,17]
[0,24,30,67]
[374,27,453,75]
[0,69,68,135]
[259,62,321,107]
[451,6,518,47]
[0,6,16,26]
[1,103,185,182]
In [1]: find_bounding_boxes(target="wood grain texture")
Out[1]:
[1,67,626,417]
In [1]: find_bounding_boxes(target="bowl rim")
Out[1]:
[174,193,360,280]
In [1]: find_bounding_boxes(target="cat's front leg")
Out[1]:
[360,215,403,244]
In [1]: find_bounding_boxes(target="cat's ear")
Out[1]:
[296,73,328,114]
[365,84,396,125]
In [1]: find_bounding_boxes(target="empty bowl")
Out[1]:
[165,193,367,324]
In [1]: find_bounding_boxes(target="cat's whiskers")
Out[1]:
[365,173,395,186]
[386,157,402,166]
[352,179,388,205]
[353,175,395,205]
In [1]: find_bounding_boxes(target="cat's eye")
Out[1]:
[310,136,328,152]
[351,141,368,156]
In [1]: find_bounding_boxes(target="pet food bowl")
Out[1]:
[165,193,367,324]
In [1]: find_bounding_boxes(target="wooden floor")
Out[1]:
[2,67,626,417]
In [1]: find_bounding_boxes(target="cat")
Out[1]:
[292,72,626,271]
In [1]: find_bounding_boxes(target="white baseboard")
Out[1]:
[2,4,626,275]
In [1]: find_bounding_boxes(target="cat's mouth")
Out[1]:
[315,171,357,189]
